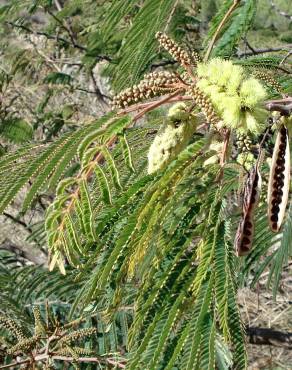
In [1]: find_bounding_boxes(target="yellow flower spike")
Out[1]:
[197,58,268,134]
[147,103,197,174]
[240,78,267,108]
[237,152,255,170]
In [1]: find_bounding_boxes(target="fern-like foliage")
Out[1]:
[205,0,257,57]
[0,2,291,370]
[109,0,179,91]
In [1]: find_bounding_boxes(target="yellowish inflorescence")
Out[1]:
[147,103,197,174]
[196,58,268,134]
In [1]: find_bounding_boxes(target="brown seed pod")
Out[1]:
[267,125,290,232]
[235,165,262,256]
[235,214,255,256]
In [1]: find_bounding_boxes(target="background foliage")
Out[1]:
[0,0,291,369]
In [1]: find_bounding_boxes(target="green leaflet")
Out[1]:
[164,273,214,370]
[214,222,231,340]
[101,146,122,190]
[0,114,131,216]
[127,258,198,370]
[119,132,135,173]
[78,179,96,241]
[0,117,33,143]
[270,200,292,297]
[199,317,216,370]
[77,113,115,160]
[204,0,234,46]
[0,134,70,214]
[111,0,178,91]
[44,72,73,85]
[94,165,112,205]
[21,133,78,213]
[208,0,257,57]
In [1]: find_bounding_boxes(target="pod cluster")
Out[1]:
[156,32,192,67]
[235,166,262,256]
[112,71,179,109]
[268,125,290,232]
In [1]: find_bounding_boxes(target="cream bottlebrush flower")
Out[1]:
[197,58,268,134]
[237,152,255,170]
[147,103,196,174]
[197,58,244,94]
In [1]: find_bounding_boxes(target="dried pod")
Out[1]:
[235,165,262,256]
[267,125,290,232]
[235,214,255,256]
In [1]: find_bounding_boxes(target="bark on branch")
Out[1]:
[247,326,292,349]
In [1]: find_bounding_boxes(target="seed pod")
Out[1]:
[235,165,262,256]
[267,125,290,232]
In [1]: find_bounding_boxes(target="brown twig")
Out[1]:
[247,326,292,348]
[89,69,109,108]
[0,359,31,369]
[220,129,230,167]
[238,44,292,58]
[116,95,193,116]
[0,355,126,369]
[132,89,184,122]
[265,96,292,115]
[280,50,292,65]
[204,0,241,61]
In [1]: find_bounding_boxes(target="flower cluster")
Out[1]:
[112,71,179,109]
[196,58,268,134]
[147,103,196,174]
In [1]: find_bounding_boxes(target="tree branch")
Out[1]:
[247,326,292,348]
[6,21,86,52]
[3,212,32,233]
[89,69,110,107]
[238,44,292,58]
[265,96,292,115]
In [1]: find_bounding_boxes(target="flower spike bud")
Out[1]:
[191,51,202,66]
[267,124,290,232]
[253,71,282,95]
[156,32,193,67]
[188,85,219,125]
[112,71,180,109]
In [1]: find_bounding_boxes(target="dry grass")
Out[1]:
[239,267,292,369]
